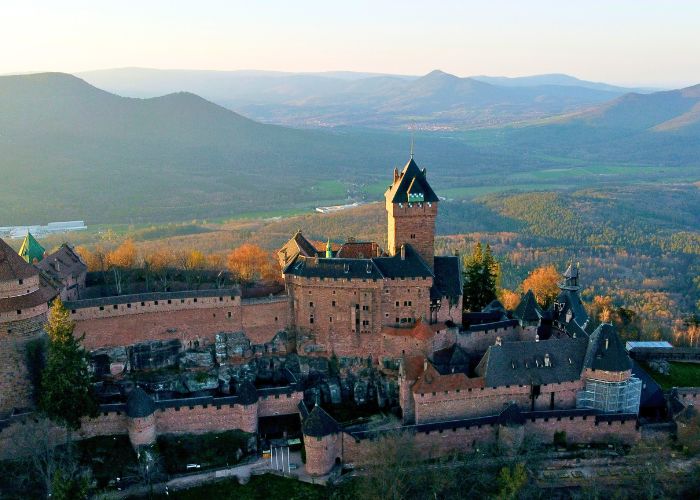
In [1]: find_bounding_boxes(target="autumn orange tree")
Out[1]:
[521,265,560,308]
[143,246,175,291]
[227,243,278,284]
[107,239,137,295]
[499,289,521,311]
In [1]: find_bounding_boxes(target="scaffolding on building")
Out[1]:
[576,376,642,414]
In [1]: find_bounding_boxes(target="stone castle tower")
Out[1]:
[384,157,439,269]
[0,238,56,415]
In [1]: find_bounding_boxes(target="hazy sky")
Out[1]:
[2,0,699,87]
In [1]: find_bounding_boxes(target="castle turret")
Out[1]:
[301,404,340,476]
[18,232,45,264]
[0,238,56,415]
[126,387,157,448]
[385,158,439,269]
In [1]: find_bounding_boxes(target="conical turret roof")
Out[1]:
[0,237,38,282]
[18,232,45,264]
[302,405,339,437]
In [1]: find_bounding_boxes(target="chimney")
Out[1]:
[400,244,406,260]
[393,168,400,183]
[535,334,539,343]
[605,338,609,350]
[495,336,502,347]
[544,353,551,367]
[422,168,427,177]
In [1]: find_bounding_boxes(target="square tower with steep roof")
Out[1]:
[385,157,439,269]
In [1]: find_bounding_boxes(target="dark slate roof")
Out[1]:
[563,262,578,279]
[481,337,588,387]
[431,256,462,300]
[631,361,665,410]
[0,237,37,282]
[236,381,259,405]
[513,290,543,322]
[285,244,433,280]
[126,387,156,418]
[64,288,240,309]
[551,289,590,336]
[37,244,87,282]
[0,278,57,313]
[584,323,632,372]
[372,244,433,279]
[431,345,471,375]
[302,405,339,437]
[284,255,383,280]
[386,158,439,204]
[483,299,506,314]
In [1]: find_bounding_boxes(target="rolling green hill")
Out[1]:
[0,73,485,225]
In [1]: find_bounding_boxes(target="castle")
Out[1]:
[0,156,646,477]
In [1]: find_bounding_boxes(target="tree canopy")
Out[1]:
[39,299,98,431]
[462,242,500,312]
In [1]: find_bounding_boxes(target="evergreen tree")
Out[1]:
[39,299,98,431]
[462,242,500,312]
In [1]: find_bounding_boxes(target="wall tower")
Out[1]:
[385,158,439,269]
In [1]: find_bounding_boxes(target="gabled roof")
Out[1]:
[336,241,381,259]
[302,405,339,437]
[18,232,45,264]
[584,323,632,372]
[513,290,543,322]
[37,244,87,281]
[0,237,38,282]
[412,362,484,394]
[431,256,462,300]
[551,289,590,335]
[277,231,319,267]
[385,158,439,204]
[563,262,578,280]
[480,337,588,387]
[431,345,471,375]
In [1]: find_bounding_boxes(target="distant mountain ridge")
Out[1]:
[78,68,633,129]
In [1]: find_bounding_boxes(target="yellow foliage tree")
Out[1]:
[499,289,521,311]
[521,265,560,308]
[107,239,137,294]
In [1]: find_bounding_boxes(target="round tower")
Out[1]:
[235,381,260,434]
[0,238,56,415]
[302,405,341,476]
[126,387,157,448]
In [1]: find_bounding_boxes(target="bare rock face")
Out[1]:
[182,371,219,393]
[128,339,181,371]
[180,349,215,369]
[216,332,252,362]
[90,346,128,377]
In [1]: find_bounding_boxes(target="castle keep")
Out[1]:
[0,156,647,478]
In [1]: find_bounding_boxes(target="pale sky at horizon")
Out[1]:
[2,0,699,88]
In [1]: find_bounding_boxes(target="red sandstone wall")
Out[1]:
[339,415,639,467]
[258,392,303,417]
[155,402,259,435]
[288,275,433,359]
[677,388,700,407]
[386,202,438,268]
[456,325,520,353]
[71,298,286,350]
[412,380,584,424]
[240,299,289,344]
